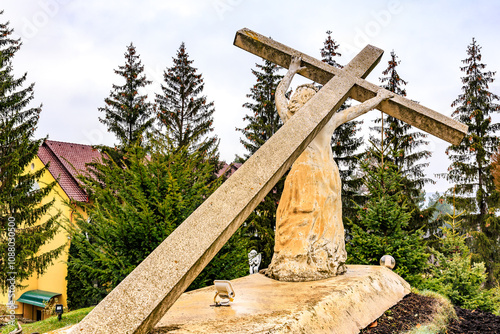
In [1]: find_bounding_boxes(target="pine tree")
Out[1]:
[236,59,284,268]
[237,60,283,157]
[346,145,428,287]
[156,43,217,153]
[99,43,154,148]
[320,30,364,223]
[66,137,248,304]
[320,30,342,69]
[443,38,500,287]
[371,51,434,231]
[0,12,63,293]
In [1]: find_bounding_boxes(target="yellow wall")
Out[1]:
[1,156,87,319]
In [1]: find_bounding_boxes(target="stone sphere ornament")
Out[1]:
[380,255,395,269]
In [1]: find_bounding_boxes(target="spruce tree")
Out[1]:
[99,43,154,148]
[443,38,500,287]
[371,51,434,231]
[0,12,63,293]
[320,30,342,69]
[346,144,428,287]
[320,30,364,223]
[236,59,284,268]
[238,60,283,156]
[156,43,217,153]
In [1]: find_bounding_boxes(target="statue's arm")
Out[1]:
[276,56,307,122]
[333,89,394,127]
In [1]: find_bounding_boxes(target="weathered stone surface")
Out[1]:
[154,265,411,334]
[266,144,347,281]
[69,43,381,334]
[234,28,468,145]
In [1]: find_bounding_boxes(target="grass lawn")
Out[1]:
[1,307,93,334]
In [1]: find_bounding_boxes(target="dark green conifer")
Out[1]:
[66,138,247,304]
[156,43,217,153]
[0,12,63,293]
[442,38,500,287]
[99,43,154,148]
[237,60,283,156]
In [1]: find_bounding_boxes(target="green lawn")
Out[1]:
[1,307,93,334]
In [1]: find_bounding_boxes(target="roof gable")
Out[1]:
[38,140,103,202]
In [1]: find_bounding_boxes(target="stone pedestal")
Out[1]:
[153,265,410,334]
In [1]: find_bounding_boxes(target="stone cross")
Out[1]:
[70,29,467,334]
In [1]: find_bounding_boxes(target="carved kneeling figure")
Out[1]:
[266,57,393,282]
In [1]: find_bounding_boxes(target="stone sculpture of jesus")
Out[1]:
[266,56,393,282]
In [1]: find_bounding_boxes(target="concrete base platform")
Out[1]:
[154,265,410,334]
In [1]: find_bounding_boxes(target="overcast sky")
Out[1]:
[2,0,500,196]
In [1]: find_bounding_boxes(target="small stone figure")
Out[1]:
[266,56,394,282]
[248,250,262,274]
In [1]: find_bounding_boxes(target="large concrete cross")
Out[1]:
[234,28,467,143]
[70,29,467,334]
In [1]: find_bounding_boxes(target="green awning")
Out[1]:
[17,290,61,307]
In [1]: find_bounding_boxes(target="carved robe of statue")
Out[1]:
[266,57,393,282]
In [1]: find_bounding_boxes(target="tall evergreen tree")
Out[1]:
[371,51,434,231]
[320,30,364,223]
[320,30,342,69]
[99,43,154,148]
[0,12,63,293]
[346,145,428,287]
[427,192,454,222]
[236,59,284,268]
[156,42,217,153]
[443,38,500,287]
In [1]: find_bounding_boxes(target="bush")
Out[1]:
[422,210,500,313]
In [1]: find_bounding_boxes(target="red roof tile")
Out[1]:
[38,140,103,202]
